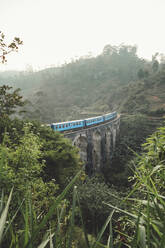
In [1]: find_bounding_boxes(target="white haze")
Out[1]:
[0,0,165,71]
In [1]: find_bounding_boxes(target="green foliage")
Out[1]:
[103,114,163,186]
[0,170,115,248]
[77,176,122,236]
[0,125,57,211]
[0,117,82,247]
[2,120,165,247]
[107,125,165,247]
[0,171,84,247]
[29,122,82,190]
[0,118,81,191]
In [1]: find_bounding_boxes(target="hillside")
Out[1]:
[0,44,165,123]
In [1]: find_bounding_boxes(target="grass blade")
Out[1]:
[91,210,115,248]
[37,233,54,248]
[25,170,82,248]
[0,187,13,244]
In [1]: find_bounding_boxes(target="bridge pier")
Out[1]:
[64,116,120,174]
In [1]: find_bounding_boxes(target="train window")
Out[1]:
[63,125,65,128]
[59,125,61,128]
[66,124,68,127]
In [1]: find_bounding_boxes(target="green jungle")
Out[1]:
[0,32,165,247]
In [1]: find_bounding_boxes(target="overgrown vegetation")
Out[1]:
[110,125,165,247]
[103,114,164,187]
[1,123,165,247]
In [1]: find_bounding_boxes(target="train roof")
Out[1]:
[51,112,117,125]
[51,119,84,125]
[84,115,103,121]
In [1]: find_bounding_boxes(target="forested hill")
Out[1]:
[1,44,165,123]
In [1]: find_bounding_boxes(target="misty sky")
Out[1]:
[0,0,165,70]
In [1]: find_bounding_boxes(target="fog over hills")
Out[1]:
[1,44,165,123]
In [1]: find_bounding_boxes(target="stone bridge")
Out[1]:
[64,115,120,175]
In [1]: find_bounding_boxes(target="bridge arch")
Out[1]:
[73,134,88,163]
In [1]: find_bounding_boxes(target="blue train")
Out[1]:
[51,111,117,132]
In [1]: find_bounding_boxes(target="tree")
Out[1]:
[102,44,118,56]
[152,59,159,72]
[0,32,24,118]
[0,85,25,117]
[0,124,58,212]
[77,175,123,236]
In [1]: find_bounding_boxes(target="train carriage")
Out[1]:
[104,112,116,121]
[85,115,104,126]
[51,119,84,132]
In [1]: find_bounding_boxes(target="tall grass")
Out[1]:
[0,171,115,248]
[105,126,165,247]
[2,166,165,247]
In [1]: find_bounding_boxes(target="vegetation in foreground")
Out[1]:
[1,122,165,247]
